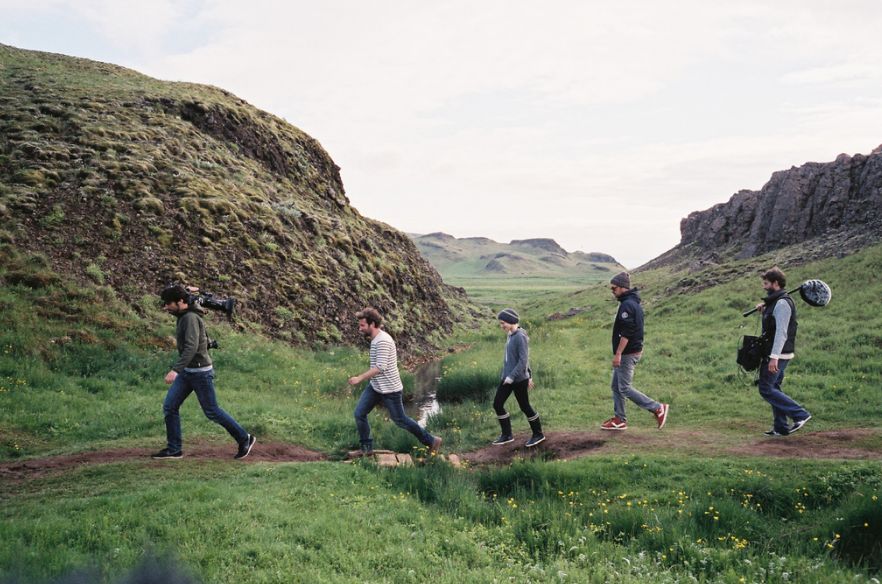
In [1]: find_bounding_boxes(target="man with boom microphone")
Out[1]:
[753,267,812,436]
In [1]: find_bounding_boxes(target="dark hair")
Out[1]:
[762,267,786,288]
[160,285,188,305]
[355,307,383,328]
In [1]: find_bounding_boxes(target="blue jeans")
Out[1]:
[354,383,434,451]
[757,358,810,433]
[611,353,660,421]
[163,369,248,452]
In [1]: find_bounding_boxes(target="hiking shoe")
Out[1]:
[600,417,627,431]
[654,404,669,429]
[428,435,443,455]
[525,434,546,448]
[151,448,182,459]
[789,415,812,434]
[235,434,257,459]
[492,434,514,446]
[763,428,789,437]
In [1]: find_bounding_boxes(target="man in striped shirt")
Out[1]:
[349,307,442,456]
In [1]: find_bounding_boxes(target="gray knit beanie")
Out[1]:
[497,308,519,324]
[610,271,631,289]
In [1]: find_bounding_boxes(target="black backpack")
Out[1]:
[736,335,769,372]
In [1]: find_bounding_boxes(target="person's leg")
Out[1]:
[162,374,193,453]
[492,382,515,438]
[618,354,661,413]
[511,380,543,440]
[191,370,249,444]
[382,391,435,446]
[758,360,809,430]
[354,383,382,452]
[610,367,627,420]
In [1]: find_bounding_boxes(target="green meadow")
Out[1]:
[2,242,882,582]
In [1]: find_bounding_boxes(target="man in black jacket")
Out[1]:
[152,285,255,459]
[754,267,811,436]
[600,272,669,431]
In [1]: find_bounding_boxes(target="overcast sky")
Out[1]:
[3,1,882,267]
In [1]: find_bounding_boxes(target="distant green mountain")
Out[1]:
[0,44,477,349]
[408,233,625,306]
[410,232,623,279]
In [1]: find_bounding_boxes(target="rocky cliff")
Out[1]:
[645,145,882,269]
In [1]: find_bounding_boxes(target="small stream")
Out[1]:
[405,360,442,428]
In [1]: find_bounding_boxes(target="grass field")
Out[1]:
[2,242,882,582]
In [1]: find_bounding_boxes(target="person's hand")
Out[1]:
[528,378,535,390]
[768,358,779,374]
[503,376,513,385]
[755,302,764,313]
[164,370,178,385]
[612,354,622,368]
[348,376,360,386]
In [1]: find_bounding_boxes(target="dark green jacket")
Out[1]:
[172,309,212,372]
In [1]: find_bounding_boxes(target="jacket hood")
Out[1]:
[617,288,641,304]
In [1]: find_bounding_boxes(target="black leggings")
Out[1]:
[493,379,537,419]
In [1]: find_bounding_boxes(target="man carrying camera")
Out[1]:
[152,285,256,459]
[754,267,812,436]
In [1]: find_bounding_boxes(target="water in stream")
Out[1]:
[405,360,442,428]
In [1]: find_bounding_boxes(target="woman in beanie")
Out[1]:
[492,308,545,447]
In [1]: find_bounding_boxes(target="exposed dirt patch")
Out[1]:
[727,429,882,460]
[2,429,879,483]
[464,431,629,465]
[0,440,325,482]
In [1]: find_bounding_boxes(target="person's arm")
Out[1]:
[166,314,199,384]
[767,300,791,374]
[612,336,629,368]
[507,334,529,381]
[348,367,381,386]
[769,300,791,358]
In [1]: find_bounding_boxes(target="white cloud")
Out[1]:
[3,0,882,266]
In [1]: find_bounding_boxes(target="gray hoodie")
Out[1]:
[501,328,530,383]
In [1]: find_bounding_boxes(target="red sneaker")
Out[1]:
[654,404,669,430]
[600,417,627,431]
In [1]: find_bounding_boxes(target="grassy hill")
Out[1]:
[410,232,624,306]
[0,44,476,349]
[2,231,881,582]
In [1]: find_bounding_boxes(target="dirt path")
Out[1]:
[1,429,879,483]
[0,440,325,482]
[463,428,882,465]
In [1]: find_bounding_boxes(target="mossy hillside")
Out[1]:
[0,44,477,349]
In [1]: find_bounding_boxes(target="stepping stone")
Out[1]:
[376,453,399,467]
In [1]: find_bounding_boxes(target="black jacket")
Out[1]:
[612,289,644,355]
[761,290,797,355]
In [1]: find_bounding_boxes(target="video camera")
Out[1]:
[186,289,236,319]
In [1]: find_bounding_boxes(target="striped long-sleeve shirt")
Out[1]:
[369,330,404,393]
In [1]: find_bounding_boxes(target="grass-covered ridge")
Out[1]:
[2,237,882,581]
[0,43,477,349]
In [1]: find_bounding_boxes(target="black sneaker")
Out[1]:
[152,448,183,459]
[525,434,546,448]
[763,428,788,437]
[492,434,514,446]
[235,434,256,459]
[789,415,812,434]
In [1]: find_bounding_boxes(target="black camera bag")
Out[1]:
[736,335,768,371]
